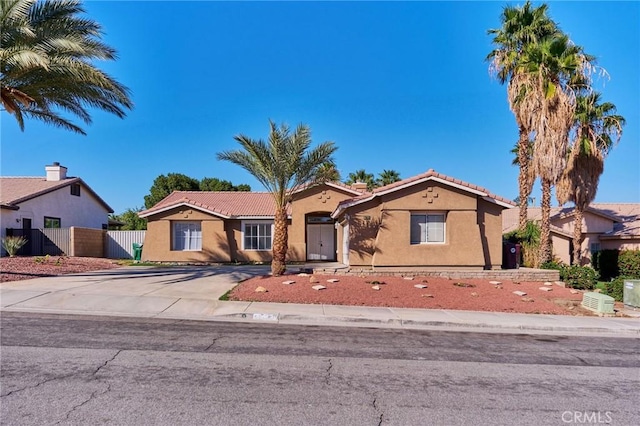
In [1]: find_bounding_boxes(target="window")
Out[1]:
[590,242,601,253]
[44,217,61,228]
[242,221,273,251]
[172,221,202,251]
[70,183,81,196]
[410,213,445,244]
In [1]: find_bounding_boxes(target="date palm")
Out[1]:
[488,1,558,233]
[557,93,625,264]
[218,121,337,276]
[1,0,132,135]
[376,169,401,187]
[345,169,375,191]
[314,161,341,183]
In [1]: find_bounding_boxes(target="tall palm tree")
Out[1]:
[218,121,337,276]
[376,169,401,187]
[557,93,625,264]
[314,161,341,183]
[488,1,558,233]
[1,0,132,135]
[524,34,593,264]
[344,169,375,191]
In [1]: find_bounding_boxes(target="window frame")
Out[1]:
[410,212,446,245]
[44,216,61,229]
[70,183,81,197]
[171,221,202,251]
[241,220,274,251]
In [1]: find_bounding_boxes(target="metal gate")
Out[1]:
[106,230,146,259]
[5,228,71,256]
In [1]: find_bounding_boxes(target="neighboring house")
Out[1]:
[1,163,114,240]
[502,204,640,265]
[140,169,515,269]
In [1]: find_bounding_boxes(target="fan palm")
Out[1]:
[345,169,375,191]
[1,0,132,135]
[488,1,558,233]
[557,93,625,264]
[376,169,401,187]
[217,121,337,276]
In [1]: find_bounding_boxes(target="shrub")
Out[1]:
[603,277,626,302]
[541,260,564,271]
[1,236,28,257]
[593,249,619,281]
[559,265,597,290]
[618,250,640,278]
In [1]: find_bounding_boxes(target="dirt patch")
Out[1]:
[0,256,121,282]
[230,273,596,316]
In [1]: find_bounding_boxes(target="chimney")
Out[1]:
[352,182,368,192]
[45,162,68,181]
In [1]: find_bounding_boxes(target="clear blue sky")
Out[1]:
[1,1,638,214]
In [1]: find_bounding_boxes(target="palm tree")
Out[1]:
[1,0,132,135]
[314,161,341,183]
[488,1,559,233]
[557,93,625,264]
[524,34,593,264]
[217,121,337,276]
[376,169,401,187]
[344,169,375,191]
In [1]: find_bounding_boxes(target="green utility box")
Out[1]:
[132,243,143,261]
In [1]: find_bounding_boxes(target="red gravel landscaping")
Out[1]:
[0,256,121,282]
[229,273,596,316]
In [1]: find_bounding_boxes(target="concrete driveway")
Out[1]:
[0,265,269,317]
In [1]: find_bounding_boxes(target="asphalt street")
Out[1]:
[2,312,638,425]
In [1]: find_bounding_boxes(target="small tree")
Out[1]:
[2,236,28,257]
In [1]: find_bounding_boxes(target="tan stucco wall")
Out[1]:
[70,227,104,257]
[601,239,640,251]
[288,185,356,261]
[342,182,506,268]
[142,207,231,262]
[551,234,572,265]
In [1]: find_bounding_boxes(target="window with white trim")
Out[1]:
[172,221,202,251]
[242,221,273,251]
[590,242,601,253]
[410,213,445,244]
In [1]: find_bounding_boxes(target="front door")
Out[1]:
[307,223,335,261]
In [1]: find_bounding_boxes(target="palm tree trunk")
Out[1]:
[538,178,552,266]
[572,207,585,265]
[271,206,288,276]
[517,131,533,232]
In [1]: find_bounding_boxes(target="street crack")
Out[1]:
[372,392,384,426]
[325,358,333,385]
[1,374,74,398]
[204,337,220,352]
[93,349,122,377]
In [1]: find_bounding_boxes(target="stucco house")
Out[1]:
[140,169,515,269]
[502,204,640,265]
[1,163,113,249]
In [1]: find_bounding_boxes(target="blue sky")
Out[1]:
[1,1,638,214]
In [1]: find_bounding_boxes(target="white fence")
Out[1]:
[106,230,146,259]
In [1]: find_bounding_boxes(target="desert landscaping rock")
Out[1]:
[489,281,502,285]
[297,273,309,277]
[570,289,580,294]
[282,280,295,285]
[555,281,566,287]
[513,290,527,296]
[309,276,320,283]
[311,285,326,291]
[422,294,434,298]
[470,292,479,297]
[522,297,535,303]
[255,286,268,293]
[372,285,381,291]
[539,287,553,292]
[543,282,553,286]
[327,279,339,283]
[403,277,414,280]
[414,284,428,289]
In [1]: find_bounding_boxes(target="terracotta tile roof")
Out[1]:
[0,176,113,213]
[332,169,515,217]
[292,181,366,196]
[139,191,282,218]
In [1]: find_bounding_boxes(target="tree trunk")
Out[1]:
[271,206,288,276]
[538,178,552,266]
[517,131,533,232]
[572,207,585,265]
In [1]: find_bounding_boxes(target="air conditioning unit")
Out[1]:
[581,292,615,314]
[623,280,640,308]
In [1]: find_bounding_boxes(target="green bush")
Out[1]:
[618,250,640,278]
[1,236,27,257]
[603,277,626,302]
[559,265,597,290]
[593,249,619,281]
[541,260,564,271]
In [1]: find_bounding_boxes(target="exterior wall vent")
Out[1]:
[623,280,640,308]
[581,292,615,314]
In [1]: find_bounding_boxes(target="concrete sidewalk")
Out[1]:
[1,266,638,336]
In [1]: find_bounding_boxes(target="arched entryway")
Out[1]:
[306,213,336,261]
